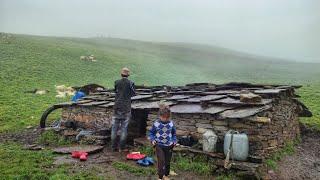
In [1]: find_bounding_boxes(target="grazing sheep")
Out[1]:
[55,85,75,98]
[80,56,87,60]
[80,55,97,62]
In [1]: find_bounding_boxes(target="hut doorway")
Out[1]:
[127,109,149,143]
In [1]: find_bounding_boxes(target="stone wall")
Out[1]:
[61,97,300,159]
[61,106,113,130]
[61,107,148,142]
[146,98,300,159]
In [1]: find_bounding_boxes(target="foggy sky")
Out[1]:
[1,0,319,62]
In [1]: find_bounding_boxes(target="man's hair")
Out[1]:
[158,103,171,117]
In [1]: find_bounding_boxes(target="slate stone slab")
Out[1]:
[52,145,104,154]
[177,97,203,103]
[78,101,109,106]
[178,95,227,103]
[165,95,191,100]
[254,89,286,94]
[219,105,272,119]
[131,95,153,100]
[200,95,227,102]
[170,104,204,113]
[132,101,175,109]
[153,90,167,94]
[82,96,101,100]
[203,105,236,115]
[74,100,93,104]
[97,102,114,108]
[211,97,272,106]
[168,91,203,95]
[202,90,239,95]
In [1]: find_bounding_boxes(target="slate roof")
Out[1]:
[56,82,311,119]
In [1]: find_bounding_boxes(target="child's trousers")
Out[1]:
[155,145,173,179]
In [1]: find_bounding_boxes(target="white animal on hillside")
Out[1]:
[55,85,75,98]
[80,55,97,62]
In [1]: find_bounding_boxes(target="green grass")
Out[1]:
[136,146,215,176]
[37,129,72,146]
[0,33,319,132]
[297,85,320,130]
[265,138,300,170]
[112,161,156,176]
[0,33,320,178]
[172,154,215,176]
[137,146,154,157]
[215,174,236,180]
[0,143,104,180]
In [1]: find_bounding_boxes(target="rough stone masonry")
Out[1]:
[50,82,311,161]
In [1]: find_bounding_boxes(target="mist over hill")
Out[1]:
[1,33,319,89]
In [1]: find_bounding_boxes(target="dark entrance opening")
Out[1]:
[127,109,149,144]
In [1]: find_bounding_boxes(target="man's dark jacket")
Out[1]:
[114,77,135,117]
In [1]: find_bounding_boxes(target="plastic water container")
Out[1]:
[224,130,249,161]
[202,130,218,152]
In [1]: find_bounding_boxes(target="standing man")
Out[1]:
[111,67,136,152]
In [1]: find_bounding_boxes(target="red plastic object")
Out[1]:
[79,152,88,161]
[71,151,88,161]
[71,151,81,158]
[126,153,146,160]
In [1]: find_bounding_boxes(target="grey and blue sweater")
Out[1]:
[148,119,177,147]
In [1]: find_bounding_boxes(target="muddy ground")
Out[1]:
[1,127,320,180]
[0,128,210,180]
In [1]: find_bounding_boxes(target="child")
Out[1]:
[149,104,177,180]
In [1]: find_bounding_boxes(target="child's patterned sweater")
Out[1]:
[148,119,177,147]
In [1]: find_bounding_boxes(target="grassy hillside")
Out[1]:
[0,33,319,132]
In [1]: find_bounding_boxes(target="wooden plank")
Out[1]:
[134,137,225,159]
[219,105,272,119]
[174,146,225,159]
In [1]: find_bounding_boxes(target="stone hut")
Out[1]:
[42,82,311,167]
